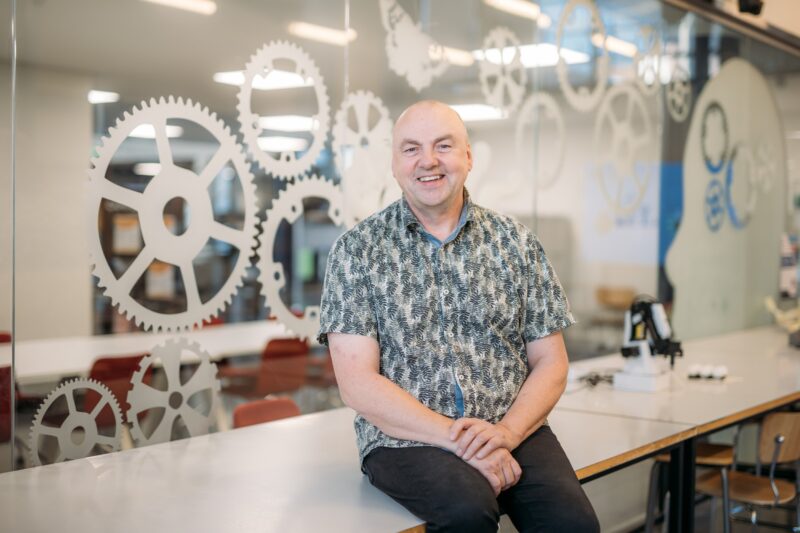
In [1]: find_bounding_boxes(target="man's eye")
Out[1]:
[404,147,418,154]
[437,144,452,151]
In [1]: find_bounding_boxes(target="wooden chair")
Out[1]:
[696,412,800,531]
[232,397,301,429]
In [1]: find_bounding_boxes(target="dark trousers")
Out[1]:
[362,425,600,533]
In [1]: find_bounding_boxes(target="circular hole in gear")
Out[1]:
[71,426,86,446]
[163,197,190,236]
[169,391,184,409]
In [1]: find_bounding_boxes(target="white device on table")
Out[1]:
[614,297,683,392]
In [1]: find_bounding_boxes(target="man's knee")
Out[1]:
[556,502,600,533]
[427,491,500,533]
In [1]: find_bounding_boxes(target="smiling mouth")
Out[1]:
[417,175,444,183]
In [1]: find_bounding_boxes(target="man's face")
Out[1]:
[391,102,473,217]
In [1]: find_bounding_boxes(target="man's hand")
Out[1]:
[450,418,523,460]
[464,447,522,496]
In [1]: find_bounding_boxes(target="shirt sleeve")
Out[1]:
[317,234,379,346]
[522,232,575,343]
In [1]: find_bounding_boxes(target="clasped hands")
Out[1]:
[449,418,523,496]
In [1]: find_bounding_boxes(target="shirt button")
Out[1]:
[443,289,450,295]
[448,331,454,338]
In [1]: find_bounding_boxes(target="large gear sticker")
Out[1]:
[237,41,330,179]
[89,97,258,332]
[259,176,345,340]
[127,338,220,446]
[479,27,527,114]
[29,378,123,466]
[593,83,655,216]
[556,0,609,113]
[667,62,692,123]
[379,0,449,92]
[515,92,566,191]
[633,26,662,97]
[332,91,393,227]
[701,101,729,174]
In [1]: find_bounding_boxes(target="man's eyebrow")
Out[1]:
[399,138,421,147]
[434,135,455,144]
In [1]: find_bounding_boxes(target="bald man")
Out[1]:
[318,101,598,532]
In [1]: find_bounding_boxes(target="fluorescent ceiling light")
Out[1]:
[133,163,162,176]
[140,0,216,15]
[213,70,313,91]
[429,45,476,67]
[449,104,507,122]
[259,115,318,132]
[87,90,120,104]
[287,21,357,46]
[130,124,184,139]
[592,33,637,58]
[474,43,589,67]
[257,136,310,153]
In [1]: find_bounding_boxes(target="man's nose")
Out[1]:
[419,147,438,168]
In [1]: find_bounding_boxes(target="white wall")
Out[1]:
[0,65,93,340]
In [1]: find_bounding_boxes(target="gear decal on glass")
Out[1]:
[704,178,725,232]
[29,378,123,466]
[127,338,220,446]
[479,27,527,114]
[556,0,609,112]
[379,0,449,92]
[633,26,662,97]
[593,83,654,216]
[701,101,728,174]
[237,41,330,179]
[515,92,565,191]
[725,143,757,230]
[332,91,393,227]
[88,97,258,332]
[259,176,345,340]
[667,62,692,123]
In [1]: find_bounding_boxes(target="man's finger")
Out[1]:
[449,418,469,440]
[460,431,491,460]
[475,436,502,460]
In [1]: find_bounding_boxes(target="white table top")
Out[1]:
[1,321,287,386]
[0,407,694,533]
[558,326,800,433]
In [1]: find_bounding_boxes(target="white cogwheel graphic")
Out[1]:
[593,83,655,216]
[667,62,692,122]
[29,378,123,466]
[633,26,662,97]
[127,338,220,446]
[259,176,345,340]
[515,92,566,191]
[379,0,449,92]
[332,91,393,227]
[479,27,527,114]
[89,97,258,332]
[556,0,609,112]
[237,41,330,179]
[754,140,777,194]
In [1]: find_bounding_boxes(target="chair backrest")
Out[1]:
[261,338,309,360]
[0,332,11,344]
[86,354,151,426]
[232,397,301,429]
[758,412,800,465]
[0,366,10,443]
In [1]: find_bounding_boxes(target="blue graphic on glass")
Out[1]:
[704,178,725,232]
[725,145,751,230]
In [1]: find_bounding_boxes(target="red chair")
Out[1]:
[232,397,301,429]
[219,338,311,399]
[0,332,11,344]
[0,366,11,444]
[85,354,152,426]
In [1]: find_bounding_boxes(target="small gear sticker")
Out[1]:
[237,41,330,180]
[127,338,220,446]
[479,27,527,114]
[633,26,662,97]
[701,101,729,174]
[259,176,345,340]
[515,92,566,191]
[666,62,692,123]
[29,378,123,466]
[88,96,259,332]
[332,91,393,227]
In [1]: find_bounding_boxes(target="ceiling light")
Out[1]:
[484,0,540,20]
[133,163,162,176]
[213,69,313,91]
[592,33,638,58]
[259,115,318,132]
[474,43,589,67]
[287,21,357,46]
[449,104,507,122]
[257,136,310,153]
[140,0,216,15]
[130,124,184,139]
[88,90,120,104]
[537,13,552,28]
[429,45,476,67]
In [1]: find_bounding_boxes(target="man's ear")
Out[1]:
[466,143,473,172]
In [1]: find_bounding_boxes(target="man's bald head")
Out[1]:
[393,100,470,147]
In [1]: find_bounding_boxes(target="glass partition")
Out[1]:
[1,0,798,473]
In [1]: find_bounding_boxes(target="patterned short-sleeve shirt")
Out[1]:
[318,193,574,463]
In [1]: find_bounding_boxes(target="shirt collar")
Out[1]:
[401,189,475,230]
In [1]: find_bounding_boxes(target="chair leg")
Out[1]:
[750,507,757,533]
[721,468,731,533]
[664,490,671,532]
[709,496,717,533]
[645,461,660,533]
